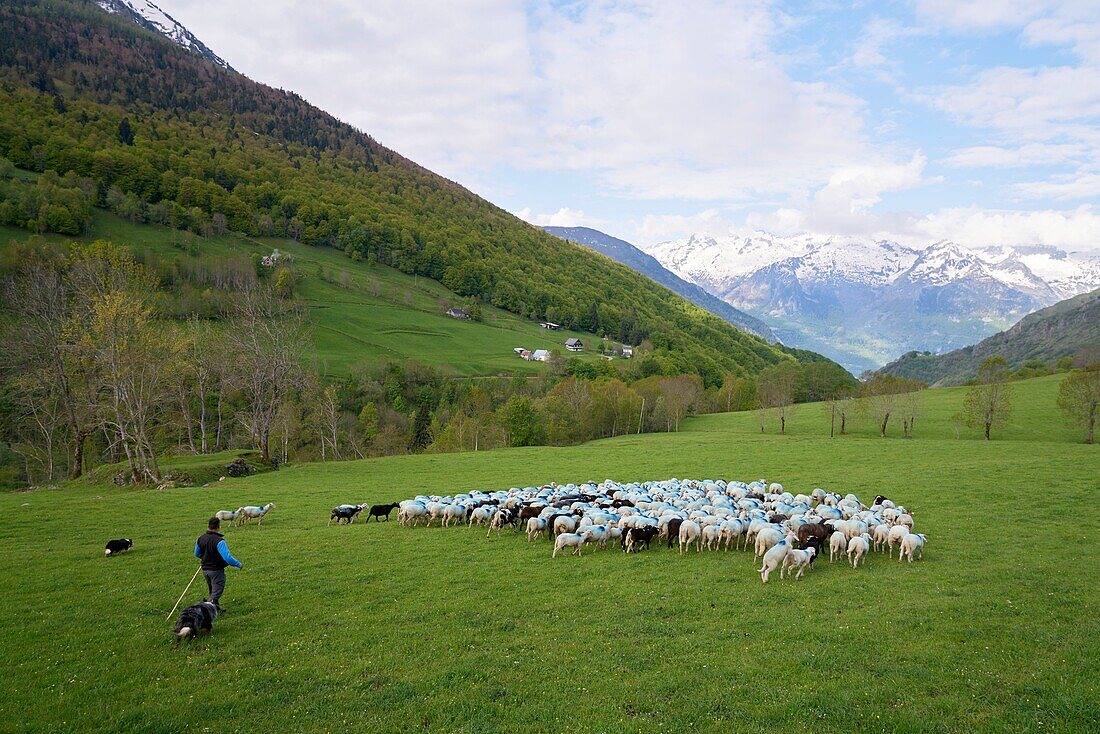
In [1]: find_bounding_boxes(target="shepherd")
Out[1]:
[194,516,243,611]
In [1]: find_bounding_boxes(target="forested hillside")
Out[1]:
[880,288,1100,385]
[0,0,842,385]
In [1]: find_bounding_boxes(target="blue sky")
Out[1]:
[169,0,1100,250]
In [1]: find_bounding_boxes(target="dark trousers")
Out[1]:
[203,568,226,606]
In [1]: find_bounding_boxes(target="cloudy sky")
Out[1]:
[166,0,1100,250]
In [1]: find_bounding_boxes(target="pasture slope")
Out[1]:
[1,207,614,378]
[0,375,1097,733]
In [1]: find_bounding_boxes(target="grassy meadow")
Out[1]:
[1,207,619,378]
[0,374,1097,733]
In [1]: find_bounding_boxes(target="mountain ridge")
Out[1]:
[543,226,778,343]
[879,287,1100,385]
[644,232,1100,372]
[94,0,232,70]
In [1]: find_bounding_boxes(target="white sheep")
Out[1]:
[701,524,723,551]
[898,533,927,563]
[829,531,848,562]
[847,533,871,568]
[526,517,546,542]
[238,503,275,525]
[873,523,892,553]
[887,525,910,559]
[678,520,701,554]
[469,506,494,526]
[753,526,783,561]
[759,539,790,583]
[552,532,586,558]
[215,509,239,525]
[553,515,577,537]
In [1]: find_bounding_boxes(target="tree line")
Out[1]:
[0,241,857,487]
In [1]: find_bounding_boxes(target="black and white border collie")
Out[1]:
[174,601,219,646]
[104,538,133,556]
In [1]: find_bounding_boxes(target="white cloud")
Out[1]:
[633,209,730,244]
[912,205,1100,248]
[513,207,590,227]
[168,0,884,203]
[942,143,1087,168]
[1013,173,1100,201]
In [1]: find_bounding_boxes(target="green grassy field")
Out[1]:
[1,375,1097,733]
[1,208,619,377]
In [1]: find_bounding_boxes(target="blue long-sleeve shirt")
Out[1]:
[194,537,242,568]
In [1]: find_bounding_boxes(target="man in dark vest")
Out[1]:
[194,517,243,611]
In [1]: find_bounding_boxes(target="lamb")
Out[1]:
[898,533,927,563]
[238,503,275,525]
[552,532,587,558]
[781,547,816,579]
[701,524,723,551]
[486,508,516,537]
[623,526,659,553]
[329,504,368,525]
[526,517,547,542]
[847,533,871,567]
[829,531,847,562]
[759,539,790,583]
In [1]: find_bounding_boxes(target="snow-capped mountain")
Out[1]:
[95,0,231,70]
[643,233,1100,374]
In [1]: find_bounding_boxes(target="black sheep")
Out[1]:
[368,503,400,522]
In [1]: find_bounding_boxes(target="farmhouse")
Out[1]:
[622,346,633,358]
[261,248,288,267]
[565,338,583,352]
[539,322,561,330]
[531,349,551,362]
[445,308,471,320]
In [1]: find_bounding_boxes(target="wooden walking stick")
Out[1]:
[166,566,202,620]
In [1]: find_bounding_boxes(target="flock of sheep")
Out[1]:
[393,478,927,582]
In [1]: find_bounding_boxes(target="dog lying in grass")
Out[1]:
[173,601,218,647]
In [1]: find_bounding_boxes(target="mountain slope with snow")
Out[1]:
[644,233,1100,373]
[544,226,778,342]
[95,0,231,70]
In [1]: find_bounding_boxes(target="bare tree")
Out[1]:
[963,357,1014,440]
[1057,365,1100,444]
[659,375,702,431]
[860,374,918,438]
[718,374,754,412]
[898,384,925,438]
[226,287,308,463]
[84,290,180,482]
[2,251,98,479]
[757,362,798,433]
[174,318,230,454]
